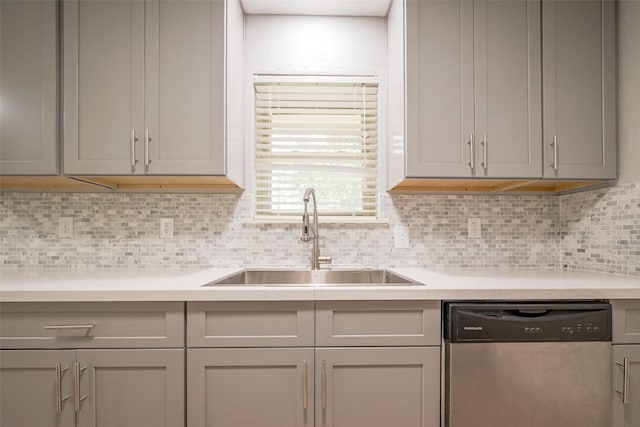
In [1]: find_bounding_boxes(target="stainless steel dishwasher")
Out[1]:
[443,302,612,427]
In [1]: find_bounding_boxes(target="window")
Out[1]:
[254,76,379,219]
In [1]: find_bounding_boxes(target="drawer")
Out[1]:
[316,301,441,346]
[187,301,314,348]
[0,302,184,349]
[612,300,640,344]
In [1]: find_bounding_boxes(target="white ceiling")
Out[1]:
[240,0,393,17]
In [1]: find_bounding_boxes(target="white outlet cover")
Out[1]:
[468,218,481,239]
[59,217,73,238]
[160,218,174,239]
[393,225,410,249]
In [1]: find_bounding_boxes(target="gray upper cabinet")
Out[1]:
[63,0,225,176]
[542,0,616,180]
[405,0,541,179]
[0,0,58,175]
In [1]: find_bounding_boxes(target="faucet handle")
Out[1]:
[318,256,332,265]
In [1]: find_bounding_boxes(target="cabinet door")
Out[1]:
[188,348,314,427]
[474,0,542,178]
[144,0,225,175]
[405,0,474,178]
[612,345,640,427]
[63,0,145,175]
[75,349,184,427]
[542,0,616,179]
[0,350,75,427]
[316,347,440,427]
[0,0,58,175]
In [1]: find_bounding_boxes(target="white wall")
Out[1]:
[243,14,388,193]
[618,0,640,184]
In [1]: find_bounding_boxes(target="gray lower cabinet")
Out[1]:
[0,350,76,427]
[612,300,640,427]
[0,302,185,427]
[76,349,184,427]
[0,0,58,175]
[188,348,314,427]
[0,348,184,427]
[405,0,541,179]
[63,0,225,176]
[542,0,616,179]
[316,347,440,427]
[612,345,640,427]
[186,301,442,427]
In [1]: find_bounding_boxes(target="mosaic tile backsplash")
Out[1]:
[560,181,640,276]
[0,182,637,275]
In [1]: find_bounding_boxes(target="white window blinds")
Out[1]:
[254,77,379,218]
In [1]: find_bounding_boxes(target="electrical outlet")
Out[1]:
[394,225,410,248]
[468,218,481,239]
[59,217,73,238]
[160,218,174,239]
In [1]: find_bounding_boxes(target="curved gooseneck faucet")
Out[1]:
[301,188,332,270]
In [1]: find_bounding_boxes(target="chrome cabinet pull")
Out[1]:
[467,133,475,173]
[130,129,139,172]
[144,129,152,169]
[616,358,629,404]
[302,360,308,410]
[321,360,327,409]
[55,363,69,414]
[44,324,95,330]
[550,136,558,172]
[74,363,87,413]
[481,133,487,174]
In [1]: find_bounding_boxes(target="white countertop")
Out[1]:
[1,267,639,302]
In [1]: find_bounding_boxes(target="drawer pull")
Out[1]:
[55,363,69,414]
[44,324,95,330]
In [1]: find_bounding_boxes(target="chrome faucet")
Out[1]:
[301,188,332,270]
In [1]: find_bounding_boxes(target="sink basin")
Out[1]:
[204,269,422,287]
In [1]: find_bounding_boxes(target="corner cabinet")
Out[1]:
[0,302,185,427]
[0,0,58,175]
[611,300,640,427]
[403,0,542,179]
[63,0,243,185]
[542,0,616,180]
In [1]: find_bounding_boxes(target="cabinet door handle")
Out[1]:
[550,136,558,172]
[467,133,475,173]
[615,358,629,404]
[321,360,327,409]
[144,129,152,169]
[481,133,487,174]
[302,360,308,410]
[44,324,95,330]
[55,363,69,414]
[74,363,88,413]
[131,129,139,172]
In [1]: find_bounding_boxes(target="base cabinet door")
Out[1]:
[187,348,314,427]
[315,347,440,427]
[0,350,76,427]
[75,349,184,427]
[612,345,640,427]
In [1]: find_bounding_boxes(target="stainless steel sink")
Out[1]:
[204,269,423,287]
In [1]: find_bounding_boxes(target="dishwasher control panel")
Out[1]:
[444,302,612,343]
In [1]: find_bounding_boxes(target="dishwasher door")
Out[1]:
[445,341,611,427]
